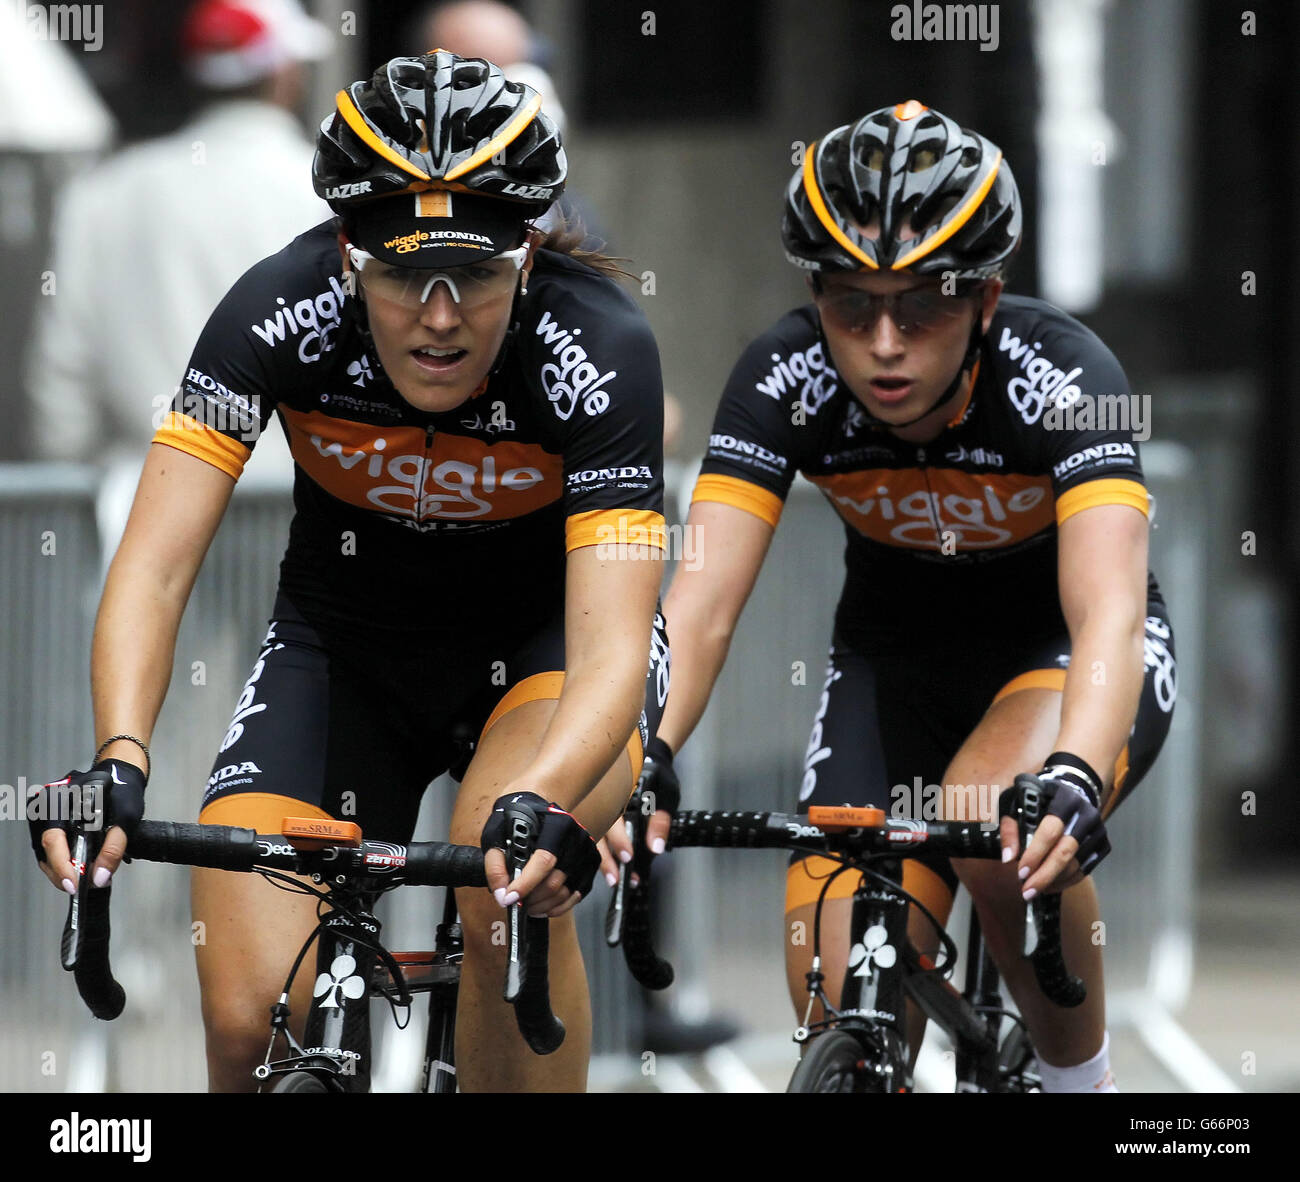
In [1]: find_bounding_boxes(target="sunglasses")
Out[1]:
[345,244,528,310]
[814,278,985,336]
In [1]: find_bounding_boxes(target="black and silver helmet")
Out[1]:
[783,100,1020,278]
[313,50,567,220]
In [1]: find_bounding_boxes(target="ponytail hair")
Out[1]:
[533,209,635,283]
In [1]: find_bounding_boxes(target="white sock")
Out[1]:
[1036,1031,1119,1093]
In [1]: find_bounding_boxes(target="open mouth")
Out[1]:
[411,345,469,373]
[870,376,914,404]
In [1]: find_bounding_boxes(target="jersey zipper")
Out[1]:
[417,422,435,524]
[915,445,947,552]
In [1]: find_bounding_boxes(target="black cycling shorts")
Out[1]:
[198,592,670,842]
[786,600,1176,911]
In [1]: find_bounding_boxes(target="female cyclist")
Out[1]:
[30,52,669,1092]
[634,101,1176,1092]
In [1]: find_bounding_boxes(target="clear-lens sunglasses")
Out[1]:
[346,244,528,310]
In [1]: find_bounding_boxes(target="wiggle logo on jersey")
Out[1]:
[809,468,1054,550]
[754,341,837,415]
[250,278,347,364]
[996,327,1085,425]
[535,310,616,420]
[281,408,562,521]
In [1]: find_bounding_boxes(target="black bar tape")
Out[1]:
[1029,894,1086,1008]
[71,883,126,1021]
[669,810,772,848]
[130,821,261,871]
[401,843,488,888]
[621,866,674,990]
[512,916,565,1054]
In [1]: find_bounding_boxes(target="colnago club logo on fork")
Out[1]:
[314,954,366,1008]
[848,925,897,978]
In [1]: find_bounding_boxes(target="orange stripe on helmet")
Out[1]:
[891,150,1002,270]
[801,138,878,270]
[335,87,431,182]
[444,92,543,183]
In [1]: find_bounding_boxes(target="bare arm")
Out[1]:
[524,541,666,809]
[483,538,664,906]
[38,444,236,890]
[1053,502,1149,802]
[1009,501,1148,893]
[657,500,776,751]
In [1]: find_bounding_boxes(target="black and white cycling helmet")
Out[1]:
[783,100,1020,278]
[313,50,567,223]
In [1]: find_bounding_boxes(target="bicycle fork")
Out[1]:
[807,876,912,1089]
[257,901,380,1093]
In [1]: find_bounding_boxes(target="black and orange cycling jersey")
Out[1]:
[692,294,1163,653]
[154,221,666,644]
[693,293,1175,909]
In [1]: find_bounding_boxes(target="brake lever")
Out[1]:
[605,815,637,947]
[501,801,537,1004]
[1011,773,1045,957]
[60,825,97,971]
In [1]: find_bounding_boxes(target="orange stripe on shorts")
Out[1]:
[198,792,333,834]
[478,671,646,781]
[784,855,954,916]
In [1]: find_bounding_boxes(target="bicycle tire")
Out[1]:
[269,1070,332,1093]
[787,1030,890,1094]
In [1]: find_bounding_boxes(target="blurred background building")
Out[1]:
[2,0,1295,1092]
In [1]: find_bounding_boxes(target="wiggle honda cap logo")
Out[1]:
[383,230,494,253]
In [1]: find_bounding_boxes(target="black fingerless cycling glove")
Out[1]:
[480,791,602,899]
[637,736,680,817]
[1032,751,1110,875]
[28,760,147,863]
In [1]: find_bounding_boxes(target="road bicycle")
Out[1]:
[59,804,562,1092]
[610,778,1082,1092]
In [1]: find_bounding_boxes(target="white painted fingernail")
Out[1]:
[1001,848,1013,863]
[1022,888,1037,902]
[93,867,112,888]
[503,891,519,907]
[618,849,632,864]
[651,838,665,855]
[605,872,617,887]
[493,887,507,907]
[61,878,75,896]
[1017,866,1029,880]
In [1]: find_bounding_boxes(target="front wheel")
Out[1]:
[268,1069,332,1093]
[787,1030,893,1093]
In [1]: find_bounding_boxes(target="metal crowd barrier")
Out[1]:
[0,465,102,1093]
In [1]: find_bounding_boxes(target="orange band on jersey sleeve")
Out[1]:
[152,411,251,480]
[565,508,667,553]
[1055,478,1149,526]
[690,473,784,528]
[198,792,333,833]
